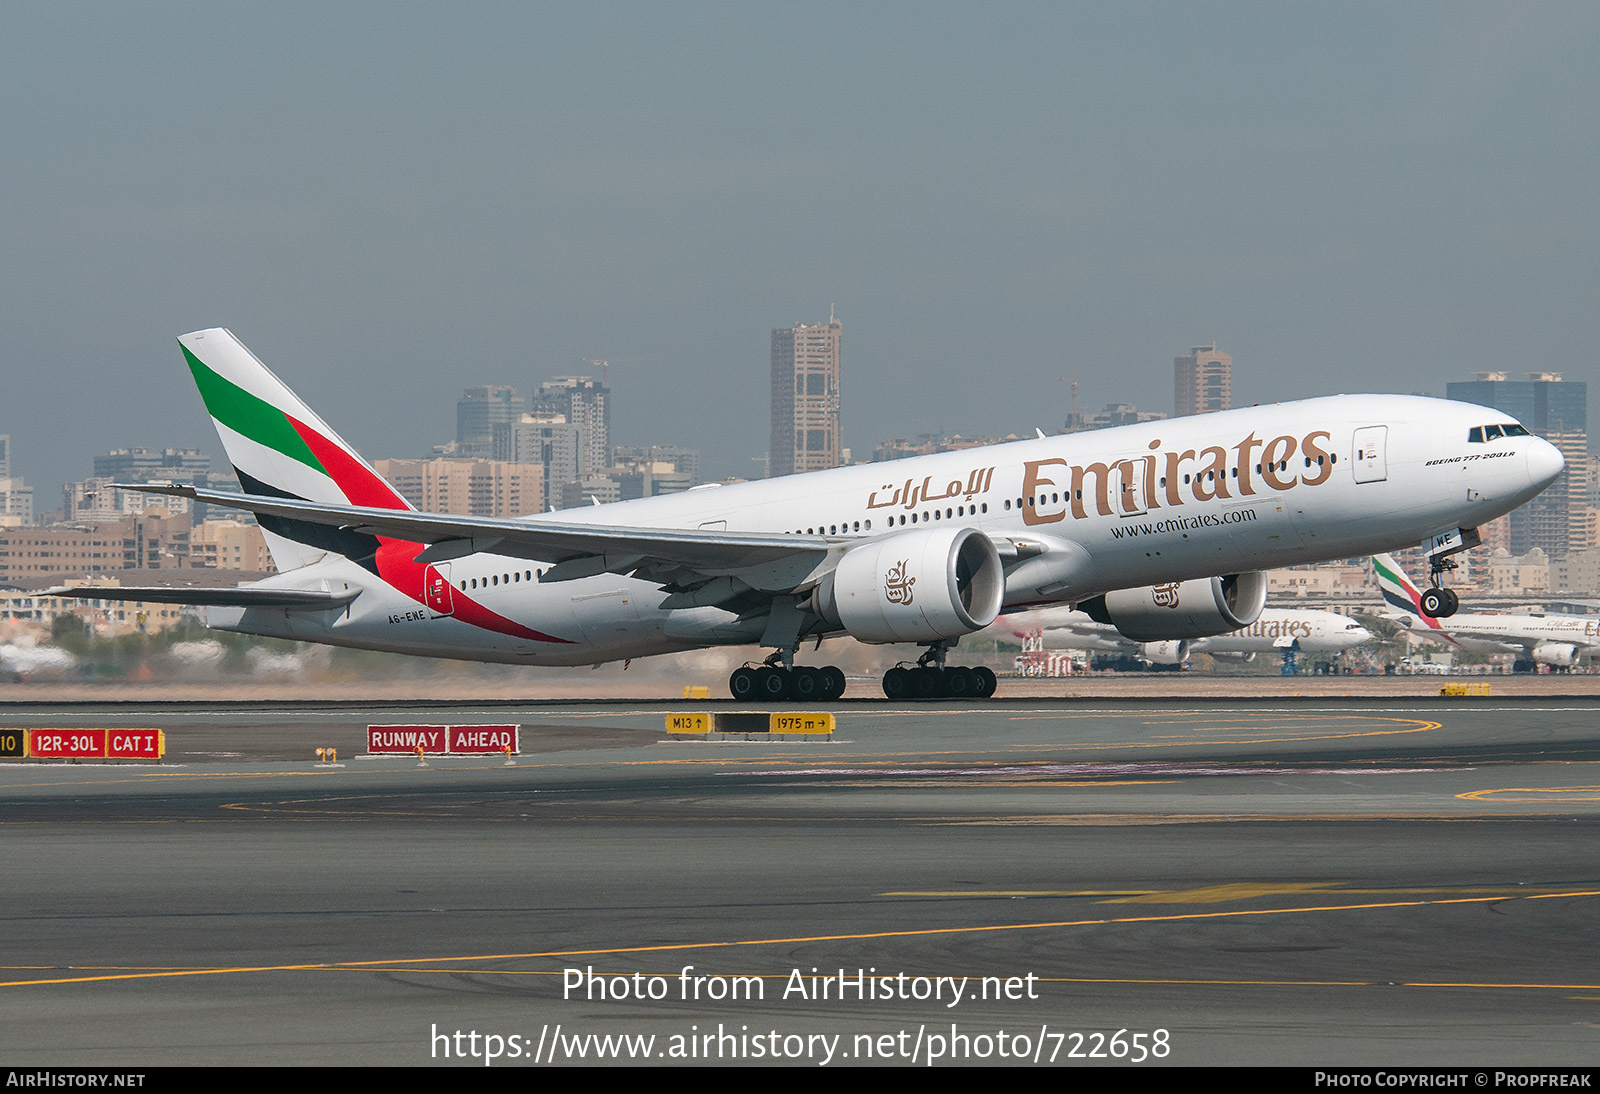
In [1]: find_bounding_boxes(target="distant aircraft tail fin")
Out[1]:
[1372,553,1441,630]
[178,328,414,571]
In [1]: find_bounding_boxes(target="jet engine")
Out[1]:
[1082,572,1268,642]
[1138,639,1190,665]
[813,526,1005,643]
[1532,642,1579,667]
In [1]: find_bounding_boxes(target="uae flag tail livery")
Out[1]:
[180,329,415,574]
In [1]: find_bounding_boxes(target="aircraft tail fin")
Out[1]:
[178,328,414,571]
[1372,554,1435,625]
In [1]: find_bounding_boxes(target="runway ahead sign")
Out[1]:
[368,724,519,756]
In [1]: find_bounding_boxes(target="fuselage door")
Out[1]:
[1117,457,1151,516]
[1352,426,1388,484]
[424,564,455,618]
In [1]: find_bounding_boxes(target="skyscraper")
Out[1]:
[532,376,610,478]
[1174,344,1232,417]
[1447,371,1588,557]
[0,434,31,525]
[456,386,526,457]
[493,414,584,512]
[770,314,842,477]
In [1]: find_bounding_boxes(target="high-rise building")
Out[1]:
[1174,345,1232,417]
[493,414,584,512]
[532,377,609,478]
[0,434,32,525]
[1447,371,1588,558]
[456,386,527,457]
[770,314,842,477]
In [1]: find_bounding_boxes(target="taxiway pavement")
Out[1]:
[3,697,1598,1066]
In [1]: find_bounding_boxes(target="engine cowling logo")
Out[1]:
[885,560,916,605]
[1152,582,1181,608]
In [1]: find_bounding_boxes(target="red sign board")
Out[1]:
[26,728,165,759]
[447,724,518,754]
[367,725,449,754]
[107,730,165,759]
[29,729,107,759]
[367,724,519,755]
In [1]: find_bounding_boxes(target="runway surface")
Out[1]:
[4,697,1600,1066]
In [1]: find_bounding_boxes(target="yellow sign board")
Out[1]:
[770,712,835,735]
[665,712,711,734]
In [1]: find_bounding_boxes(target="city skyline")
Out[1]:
[3,4,1597,500]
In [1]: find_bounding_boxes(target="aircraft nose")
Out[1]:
[1351,626,1373,643]
[1527,438,1565,489]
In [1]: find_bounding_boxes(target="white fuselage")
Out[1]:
[1393,611,1600,661]
[214,394,1562,665]
[994,606,1373,658]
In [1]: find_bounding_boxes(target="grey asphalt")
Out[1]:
[3,698,1599,1066]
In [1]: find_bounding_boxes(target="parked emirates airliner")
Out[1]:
[989,606,1372,666]
[49,329,1564,700]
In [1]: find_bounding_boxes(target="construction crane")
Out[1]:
[581,356,648,388]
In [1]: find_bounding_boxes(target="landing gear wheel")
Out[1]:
[755,666,790,701]
[819,666,847,701]
[882,666,911,699]
[791,666,821,701]
[973,666,998,698]
[1420,587,1459,619]
[944,666,978,697]
[912,666,945,699]
[729,666,758,700]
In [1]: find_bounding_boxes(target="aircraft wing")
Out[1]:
[119,483,833,591]
[39,584,359,609]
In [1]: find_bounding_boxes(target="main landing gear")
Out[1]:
[725,642,1000,702]
[728,662,847,702]
[881,642,997,700]
[881,664,997,700]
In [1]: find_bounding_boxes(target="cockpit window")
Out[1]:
[1468,423,1528,443]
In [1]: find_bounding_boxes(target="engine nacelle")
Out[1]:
[815,526,1005,644]
[1138,639,1190,665]
[1532,642,1578,667]
[1086,572,1268,642]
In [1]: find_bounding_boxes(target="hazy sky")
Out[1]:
[3,2,1597,499]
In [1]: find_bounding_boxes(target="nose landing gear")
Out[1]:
[1418,527,1480,619]
[1421,557,1461,619]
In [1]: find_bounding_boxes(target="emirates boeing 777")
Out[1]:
[50,329,1564,700]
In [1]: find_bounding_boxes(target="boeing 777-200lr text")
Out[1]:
[50,329,1564,700]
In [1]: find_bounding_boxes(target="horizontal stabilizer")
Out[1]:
[40,585,358,610]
